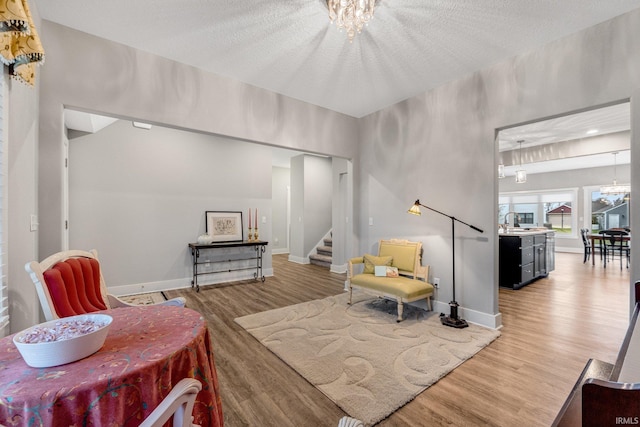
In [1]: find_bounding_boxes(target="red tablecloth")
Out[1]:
[0,305,223,427]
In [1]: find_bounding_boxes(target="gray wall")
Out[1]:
[357,9,640,327]
[288,154,333,262]
[331,157,353,273]
[271,166,290,254]
[289,155,304,261]
[303,156,333,255]
[69,119,273,291]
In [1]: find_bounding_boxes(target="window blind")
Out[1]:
[0,74,8,337]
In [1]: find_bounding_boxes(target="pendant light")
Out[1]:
[515,140,527,184]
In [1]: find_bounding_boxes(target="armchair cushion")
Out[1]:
[363,254,393,274]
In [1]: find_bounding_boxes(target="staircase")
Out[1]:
[309,235,332,268]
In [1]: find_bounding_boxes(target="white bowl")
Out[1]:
[13,314,112,368]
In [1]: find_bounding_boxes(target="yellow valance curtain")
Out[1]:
[0,0,44,86]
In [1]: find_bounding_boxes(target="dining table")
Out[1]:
[588,232,631,265]
[0,305,223,427]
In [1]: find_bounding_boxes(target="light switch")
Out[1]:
[262,216,267,224]
[369,217,374,226]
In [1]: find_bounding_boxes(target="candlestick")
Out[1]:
[255,208,258,230]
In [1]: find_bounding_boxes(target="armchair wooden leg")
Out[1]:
[397,299,403,322]
[348,286,352,305]
[426,296,432,311]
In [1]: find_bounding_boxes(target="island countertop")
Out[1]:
[499,228,554,236]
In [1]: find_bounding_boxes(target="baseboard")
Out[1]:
[288,255,309,264]
[109,278,191,296]
[331,263,347,274]
[109,268,275,296]
[272,248,289,255]
[555,247,581,254]
[410,299,502,330]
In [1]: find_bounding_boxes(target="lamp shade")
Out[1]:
[407,202,421,216]
[0,0,45,86]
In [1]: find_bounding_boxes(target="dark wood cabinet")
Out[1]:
[499,232,554,289]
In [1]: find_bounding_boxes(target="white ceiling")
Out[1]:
[34,0,640,118]
[498,102,631,177]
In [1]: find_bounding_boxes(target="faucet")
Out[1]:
[504,212,521,227]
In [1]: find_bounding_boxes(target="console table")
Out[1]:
[188,240,268,291]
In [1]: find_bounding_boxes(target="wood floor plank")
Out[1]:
[165,252,630,426]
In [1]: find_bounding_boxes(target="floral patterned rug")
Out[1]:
[235,291,500,426]
[118,292,166,306]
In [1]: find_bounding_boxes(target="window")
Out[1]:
[499,188,578,238]
[519,213,534,224]
[584,187,630,232]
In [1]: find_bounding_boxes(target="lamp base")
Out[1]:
[440,315,469,328]
[440,301,469,329]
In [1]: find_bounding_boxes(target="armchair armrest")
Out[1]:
[348,257,364,279]
[415,265,430,281]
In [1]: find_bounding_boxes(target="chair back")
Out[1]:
[140,378,202,427]
[580,228,590,247]
[25,249,110,321]
[602,229,629,245]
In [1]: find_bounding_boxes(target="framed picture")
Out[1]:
[205,211,243,242]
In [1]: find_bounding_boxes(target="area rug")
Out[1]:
[235,291,500,426]
[118,292,167,305]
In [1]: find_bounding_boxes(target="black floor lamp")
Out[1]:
[408,199,484,328]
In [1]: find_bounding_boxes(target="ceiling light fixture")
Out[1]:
[600,151,631,195]
[515,140,527,184]
[327,0,376,42]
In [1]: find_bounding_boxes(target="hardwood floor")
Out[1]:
[165,252,631,427]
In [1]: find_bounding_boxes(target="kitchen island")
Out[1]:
[499,229,555,289]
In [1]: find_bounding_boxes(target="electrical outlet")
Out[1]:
[433,277,440,287]
[30,214,38,232]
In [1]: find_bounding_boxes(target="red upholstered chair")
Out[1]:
[25,249,186,321]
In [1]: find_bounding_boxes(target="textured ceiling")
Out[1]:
[34,0,640,118]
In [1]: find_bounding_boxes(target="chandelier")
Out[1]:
[327,0,376,42]
[600,152,631,195]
